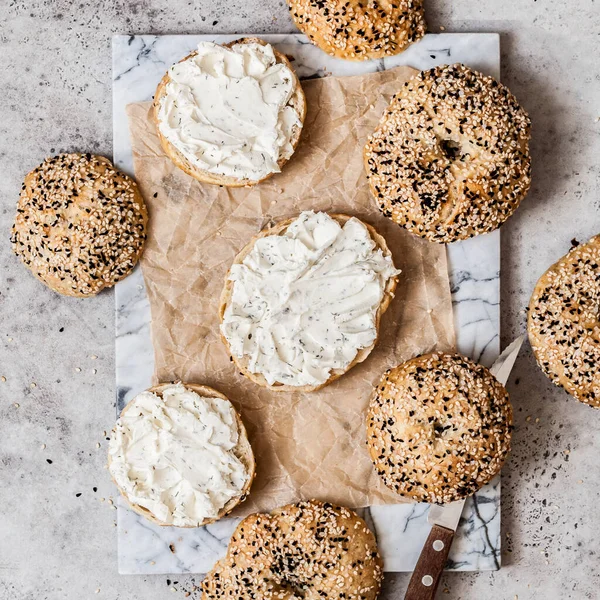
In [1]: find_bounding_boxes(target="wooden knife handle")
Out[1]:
[404,524,454,600]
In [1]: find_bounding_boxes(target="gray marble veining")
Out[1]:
[112,33,501,576]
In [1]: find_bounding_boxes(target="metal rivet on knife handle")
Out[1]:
[422,575,434,587]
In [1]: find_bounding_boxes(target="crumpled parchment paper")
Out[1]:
[126,65,455,516]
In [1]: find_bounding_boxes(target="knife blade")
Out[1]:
[404,336,524,600]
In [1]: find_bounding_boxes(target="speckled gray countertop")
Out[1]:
[0,2,599,599]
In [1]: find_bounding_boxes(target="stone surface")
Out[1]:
[0,1,598,599]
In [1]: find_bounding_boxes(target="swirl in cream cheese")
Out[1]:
[157,41,301,181]
[221,211,400,387]
[108,383,249,527]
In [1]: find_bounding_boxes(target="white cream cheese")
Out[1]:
[221,211,400,387]
[108,383,249,527]
[157,41,301,182]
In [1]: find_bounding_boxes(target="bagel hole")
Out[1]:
[440,139,461,161]
[432,420,445,437]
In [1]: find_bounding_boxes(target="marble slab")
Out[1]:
[112,33,501,575]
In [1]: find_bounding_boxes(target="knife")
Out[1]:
[404,336,525,600]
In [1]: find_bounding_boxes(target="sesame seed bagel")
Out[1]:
[287,0,426,61]
[364,64,532,243]
[108,383,255,528]
[528,236,600,408]
[366,353,513,503]
[10,153,147,297]
[219,213,399,393]
[152,37,306,187]
[201,500,383,600]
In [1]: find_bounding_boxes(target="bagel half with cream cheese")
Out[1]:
[219,211,400,392]
[153,37,306,187]
[108,382,255,527]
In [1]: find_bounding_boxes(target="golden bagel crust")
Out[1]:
[11,153,147,297]
[287,0,426,61]
[365,64,532,243]
[528,236,600,409]
[108,383,255,528]
[366,353,513,503]
[201,500,383,600]
[219,213,399,392]
[152,37,306,187]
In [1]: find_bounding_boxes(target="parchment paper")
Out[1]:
[126,65,455,516]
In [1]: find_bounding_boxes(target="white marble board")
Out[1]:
[112,33,501,575]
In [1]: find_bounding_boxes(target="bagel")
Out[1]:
[364,63,532,243]
[10,153,147,297]
[219,211,400,392]
[153,37,306,187]
[366,353,513,503]
[528,235,600,408]
[287,0,426,61]
[107,382,255,527]
[201,500,383,600]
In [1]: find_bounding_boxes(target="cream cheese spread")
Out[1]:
[108,383,249,527]
[157,41,301,182]
[221,211,400,387]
